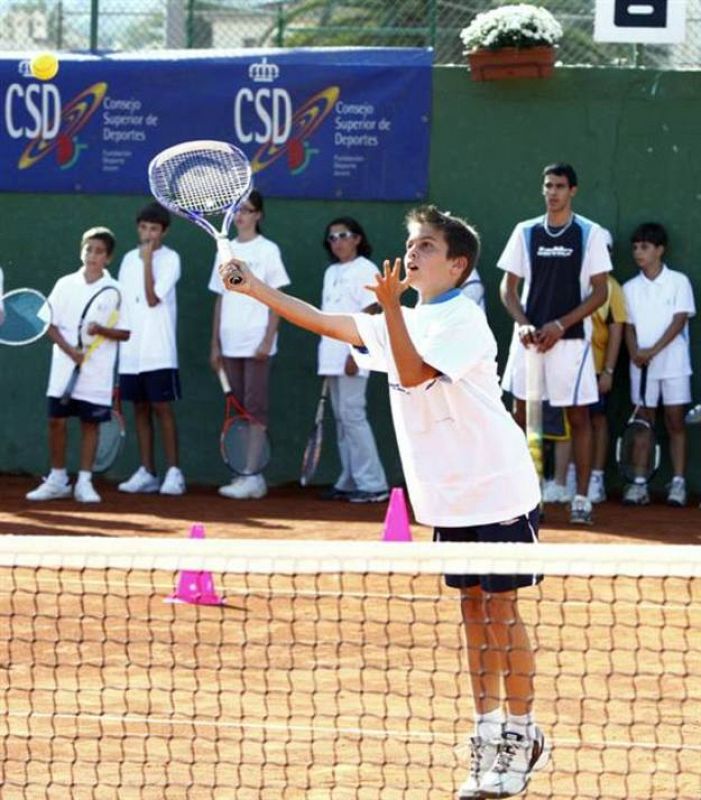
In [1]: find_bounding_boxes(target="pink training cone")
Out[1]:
[164,523,225,605]
[381,487,413,542]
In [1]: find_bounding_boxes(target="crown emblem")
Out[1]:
[248,56,279,84]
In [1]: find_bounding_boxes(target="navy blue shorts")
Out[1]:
[434,506,542,593]
[48,397,111,423]
[119,369,181,403]
[588,387,609,415]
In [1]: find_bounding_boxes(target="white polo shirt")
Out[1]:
[461,267,486,312]
[118,245,180,374]
[623,264,695,378]
[352,292,540,527]
[208,235,290,358]
[45,268,129,406]
[318,256,379,376]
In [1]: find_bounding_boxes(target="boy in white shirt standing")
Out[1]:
[26,227,130,504]
[622,222,695,506]
[117,202,185,496]
[217,205,547,799]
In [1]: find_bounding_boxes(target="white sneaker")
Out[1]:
[667,478,686,507]
[74,481,101,503]
[541,480,571,504]
[218,474,267,499]
[26,477,72,502]
[479,727,549,798]
[570,494,593,525]
[118,466,159,494]
[456,736,499,799]
[587,474,607,504]
[159,466,186,496]
[623,482,650,506]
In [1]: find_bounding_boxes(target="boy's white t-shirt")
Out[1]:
[118,245,180,374]
[623,264,696,379]
[352,292,541,527]
[45,268,129,406]
[208,235,290,358]
[318,256,379,376]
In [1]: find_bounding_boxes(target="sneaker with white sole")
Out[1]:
[118,466,160,494]
[456,736,500,799]
[587,474,607,504]
[218,476,244,498]
[541,480,571,504]
[26,477,72,502]
[159,466,186,496]
[349,489,390,503]
[570,494,593,525]
[667,478,686,507]
[623,482,650,506]
[218,474,267,499]
[479,727,549,799]
[74,481,101,503]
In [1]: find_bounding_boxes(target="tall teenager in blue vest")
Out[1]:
[498,164,611,525]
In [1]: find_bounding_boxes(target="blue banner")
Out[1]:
[0,48,432,201]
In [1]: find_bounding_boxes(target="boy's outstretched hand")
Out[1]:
[219,258,253,293]
[366,258,410,309]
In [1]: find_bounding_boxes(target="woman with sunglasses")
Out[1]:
[318,217,389,503]
[208,190,290,499]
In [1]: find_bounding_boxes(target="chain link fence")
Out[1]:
[2,0,700,68]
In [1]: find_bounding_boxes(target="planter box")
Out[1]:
[468,46,556,81]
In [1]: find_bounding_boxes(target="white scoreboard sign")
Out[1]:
[595,0,687,43]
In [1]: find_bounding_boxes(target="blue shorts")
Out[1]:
[433,506,542,593]
[588,388,609,415]
[119,369,181,403]
[48,397,111,423]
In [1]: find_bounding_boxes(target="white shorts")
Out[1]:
[502,333,598,407]
[630,369,691,408]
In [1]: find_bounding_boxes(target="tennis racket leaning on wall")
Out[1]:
[300,378,329,486]
[217,368,271,476]
[615,364,660,483]
[93,387,126,473]
[60,286,122,405]
[0,288,51,345]
[148,139,252,284]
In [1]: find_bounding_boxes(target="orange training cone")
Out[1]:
[164,523,225,606]
[381,487,412,542]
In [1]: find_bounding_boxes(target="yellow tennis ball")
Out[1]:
[30,52,59,81]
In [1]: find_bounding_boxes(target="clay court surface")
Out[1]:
[1,476,699,799]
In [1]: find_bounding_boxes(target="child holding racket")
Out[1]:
[208,190,290,500]
[219,205,547,799]
[26,227,130,504]
[117,202,186,496]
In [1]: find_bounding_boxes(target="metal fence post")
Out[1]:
[90,0,99,52]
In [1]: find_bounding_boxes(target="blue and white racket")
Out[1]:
[148,140,252,285]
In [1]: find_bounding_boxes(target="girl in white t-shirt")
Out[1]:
[317,217,388,503]
[208,190,290,500]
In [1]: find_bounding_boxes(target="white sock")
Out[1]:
[505,711,535,741]
[591,469,604,479]
[77,470,92,485]
[49,468,68,484]
[633,477,647,486]
[672,475,685,484]
[475,708,504,742]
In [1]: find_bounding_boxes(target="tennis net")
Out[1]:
[0,536,699,799]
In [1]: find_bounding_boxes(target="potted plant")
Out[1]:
[459,4,563,81]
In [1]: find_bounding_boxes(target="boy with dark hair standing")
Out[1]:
[117,201,185,496]
[218,205,548,799]
[622,222,695,506]
[499,163,611,524]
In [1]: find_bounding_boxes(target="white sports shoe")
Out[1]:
[159,466,186,496]
[623,482,650,506]
[587,474,607,504]
[541,480,571,504]
[479,727,549,799]
[218,474,267,499]
[667,478,686,507]
[74,481,101,503]
[118,467,160,494]
[456,736,500,799]
[26,477,72,502]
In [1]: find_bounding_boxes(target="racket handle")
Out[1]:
[216,236,243,286]
[217,367,232,395]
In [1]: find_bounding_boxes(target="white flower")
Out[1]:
[459,4,563,52]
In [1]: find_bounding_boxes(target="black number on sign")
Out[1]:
[614,0,668,28]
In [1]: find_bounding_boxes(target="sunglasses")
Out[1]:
[327,231,356,242]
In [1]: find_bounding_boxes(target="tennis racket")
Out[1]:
[148,140,252,284]
[300,378,329,486]
[60,285,121,405]
[0,288,51,345]
[217,367,271,476]
[615,365,660,483]
[93,388,125,473]
[525,346,545,489]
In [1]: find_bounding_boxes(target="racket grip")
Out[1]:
[216,237,242,286]
[217,367,232,395]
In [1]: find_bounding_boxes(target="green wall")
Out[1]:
[2,66,701,489]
